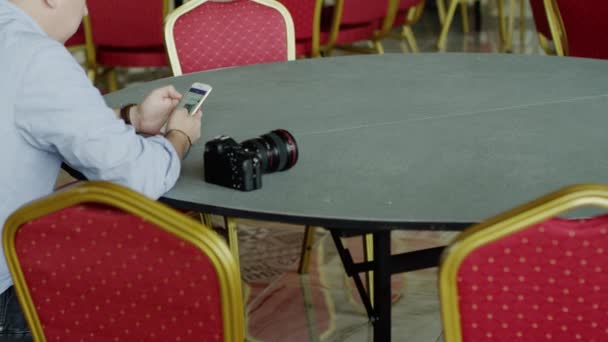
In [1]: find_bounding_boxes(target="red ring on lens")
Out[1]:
[275,129,298,167]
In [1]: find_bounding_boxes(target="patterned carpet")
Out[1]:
[234,218,458,341]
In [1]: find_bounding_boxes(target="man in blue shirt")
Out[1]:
[0,0,203,338]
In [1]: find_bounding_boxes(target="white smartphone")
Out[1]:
[178,82,212,115]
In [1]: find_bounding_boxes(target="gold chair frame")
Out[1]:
[3,181,245,342]
[439,184,608,342]
[543,0,568,56]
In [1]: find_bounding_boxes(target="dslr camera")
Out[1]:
[204,129,299,191]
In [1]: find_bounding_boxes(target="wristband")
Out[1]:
[120,103,137,125]
[165,129,192,157]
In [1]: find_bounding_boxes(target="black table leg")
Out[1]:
[373,231,391,342]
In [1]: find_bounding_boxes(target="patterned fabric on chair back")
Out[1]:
[166,0,294,75]
[440,185,608,342]
[553,0,608,59]
[4,182,244,341]
[528,0,551,39]
[86,0,165,48]
[455,216,608,341]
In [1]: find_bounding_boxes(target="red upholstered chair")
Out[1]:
[277,0,327,57]
[440,184,608,342]
[3,181,244,342]
[544,0,608,59]
[164,0,295,76]
[84,0,171,90]
[529,0,554,54]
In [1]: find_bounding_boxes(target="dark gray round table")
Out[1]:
[104,53,608,341]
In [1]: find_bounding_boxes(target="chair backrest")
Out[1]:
[544,0,608,58]
[165,0,296,76]
[3,181,244,342]
[440,184,608,342]
[86,0,169,48]
[277,0,322,41]
[528,0,551,39]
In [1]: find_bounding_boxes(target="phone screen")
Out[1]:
[181,87,208,114]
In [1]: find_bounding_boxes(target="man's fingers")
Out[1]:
[163,85,182,99]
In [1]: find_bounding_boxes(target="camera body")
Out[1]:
[204,135,262,191]
[204,129,298,191]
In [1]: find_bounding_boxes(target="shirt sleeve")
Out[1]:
[13,41,180,199]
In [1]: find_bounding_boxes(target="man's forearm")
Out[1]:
[165,130,190,160]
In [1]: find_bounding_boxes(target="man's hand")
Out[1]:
[132,85,182,134]
[165,108,203,159]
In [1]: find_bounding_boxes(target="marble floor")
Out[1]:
[61,2,549,341]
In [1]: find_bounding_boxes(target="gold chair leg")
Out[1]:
[460,0,469,34]
[373,40,385,54]
[363,234,374,307]
[437,0,447,24]
[224,217,242,272]
[87,68,96,83]
[497,0,507,50]
[437,0,460,51]
[519,0,525,50]
[503,0,516,52]
[298,226,316,274]
[106,68,119,92]
[538,33,552,54]
[403,26,420,53]
[200,213,213,227]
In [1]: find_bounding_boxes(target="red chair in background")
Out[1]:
[440,184,608,341]
[3,181,244,342]
[277,0,329,58]
[164,0,295,76]
[528,0,554,54]
[84,0,171,91]
[544,0,608,59]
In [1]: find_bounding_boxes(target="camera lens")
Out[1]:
[241,129,298,173]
